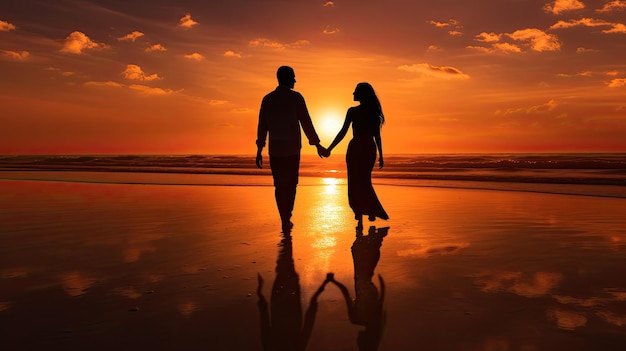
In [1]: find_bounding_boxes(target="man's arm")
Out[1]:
[299,279,329,349]
[295,94,320,147]
[256,98,268,169]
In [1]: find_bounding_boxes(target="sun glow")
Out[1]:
[321,177,340,186]
[318,110,343,141]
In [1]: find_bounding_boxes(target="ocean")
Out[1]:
[1,153,625,198]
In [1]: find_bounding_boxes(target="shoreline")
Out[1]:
[2,170,626,199]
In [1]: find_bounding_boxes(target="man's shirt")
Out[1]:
[256,86,320,157]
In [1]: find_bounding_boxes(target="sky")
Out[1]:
[1,0,625,155]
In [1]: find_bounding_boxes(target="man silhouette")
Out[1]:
[256,66,327,232]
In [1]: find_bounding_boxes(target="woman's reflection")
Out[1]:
[257,236,329,351]
[329,225,389,351]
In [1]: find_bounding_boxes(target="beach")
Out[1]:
[1,170,626,350]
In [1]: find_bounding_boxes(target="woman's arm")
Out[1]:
[374,127,384,169]
[327,109,352,153]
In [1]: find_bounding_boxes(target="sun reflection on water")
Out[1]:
[298,177,352,286]
[320,177,344,195]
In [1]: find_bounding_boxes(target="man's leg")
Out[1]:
[270,154,300,229]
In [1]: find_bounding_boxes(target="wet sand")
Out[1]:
[1,176,626,350]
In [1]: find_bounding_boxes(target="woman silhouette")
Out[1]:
[327,226,389,351]
[327,82,389,228]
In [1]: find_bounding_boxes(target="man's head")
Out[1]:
[277,66,296,88]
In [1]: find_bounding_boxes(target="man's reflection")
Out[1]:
[257,235,329,351]
[329,226,389,351]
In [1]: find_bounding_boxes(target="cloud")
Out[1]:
[576,47,599,53]
[121,64,161,81]
[557,71,592,77]
[608,78,626,87]
[184,53,204,61]
[322,1,334,7]
[427,20,451,28]
[60,31,108,54]
[223,50,241,58]
[85,81,125,88]
[597,0,626,13]
[550,18,613,29]
[466,45,493,53]
[85,81,174,95]
[45,67,75,76]
[178,13,198,28]
[527,99,559,113]
[543,0,585,15]
[497,99,560,115]
[428,19,463,36]
[145,44,167,52]
[232,107,256,114]
[550,18,626,33]
[128,84,174,95]
[248,38,310,49]
[471,28,560,53]
[426,45,442,52]
[471,32,521,53]
[1,50,29,61]
[117,31,144,42]
[323,25,340,35]
[507,28,561,51]
[604,23,626,33]
[493,42,522,53]
[475,32,502,42]
[427,19,460,28]
[558,70,621,77]
[0,20,16,32]
[208,99,228,105]
[398,63,470,80]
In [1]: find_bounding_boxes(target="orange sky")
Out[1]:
[1,0,625,155]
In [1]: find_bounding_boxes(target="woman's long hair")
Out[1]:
[356,82,385,126]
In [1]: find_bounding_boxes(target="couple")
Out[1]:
[256,66,389,232]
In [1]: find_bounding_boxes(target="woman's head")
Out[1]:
[353,82,375,102]
[353,82,385,125]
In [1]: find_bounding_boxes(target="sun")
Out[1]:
[318,110,344,141]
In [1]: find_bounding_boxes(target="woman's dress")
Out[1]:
[345,107,389,220]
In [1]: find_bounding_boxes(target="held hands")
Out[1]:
[316,144,331,158]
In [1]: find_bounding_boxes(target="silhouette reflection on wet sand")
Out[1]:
[329,226,389,351]
[256,235,329,351]
[257,226,389,350]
